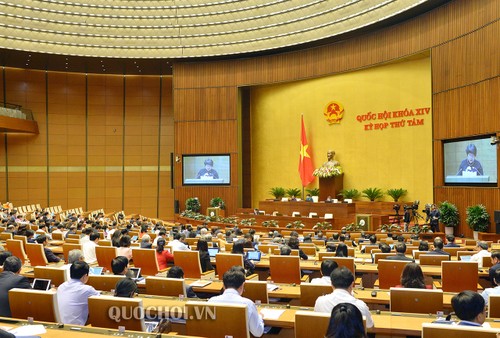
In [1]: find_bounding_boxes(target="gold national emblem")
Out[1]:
[324,101,344,124]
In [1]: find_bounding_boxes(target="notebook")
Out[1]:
[246,251,262,261]
[208,247,219,258]
[32,278,51,291]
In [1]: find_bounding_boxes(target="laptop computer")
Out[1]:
[131,235,138,242]
[32,278,51,291]
[89,267,104,276]
[460,255,472,262]
[246,251,262,262]
[207,247,219,258]
[129,267,143,281]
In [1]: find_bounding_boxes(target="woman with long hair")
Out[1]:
[325,303,366,338]
[155,238,174,270]
[399,262,429,289]
[335,243,348,257]
[232,239,254,276]
[196,239,214,272]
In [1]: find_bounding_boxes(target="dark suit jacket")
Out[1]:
[385,253,414,262]
[0,271,31,317]
[44,247,61,263]
[199,251,214,272]
[427,249,450,256]
[444,243,460,247]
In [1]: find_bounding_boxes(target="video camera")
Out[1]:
[403,200,420,211]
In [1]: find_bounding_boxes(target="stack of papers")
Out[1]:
[266,284,279,291]
[190,280,212,287]
[260,308,285,320]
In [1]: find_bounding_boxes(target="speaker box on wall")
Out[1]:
[174,200,180,214]
[495,210,500,223]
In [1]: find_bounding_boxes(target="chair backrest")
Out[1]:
[25,243,48,267]
[174,250,202,278]
[215,253,244,277]
[67,234,80,239]
[87,275,126,292]
[88,296,145,331]
[0,232,13,241]
[9,288,60,323]
[299,283,332,307]
[488,294,500,318]
[241,280,268,304]
[464,239,477,246]
[131,248,159,276]
[421,323,500,338]
[390,287,444,314]
[65,238,80,244]
[420,254,450,266]
[443,247,463,256]
[483,255,493,268]
[224,243,234,252]
[364,245,380,254]
[62,243,83,262]
[373,253,397,263]
[6,239,27,263]
[95,246,117,272]
[258,244,278,254]
[441,261,479,292]
[295,311,330,338]
[273,248,299,256]
[145,277,186,297]
[413,251,428,259]
[185,238,198,246]
[331,257,355,274]
[377,259,410,289]
[312,240,326,246]
[51,232,63,241]
[318,252,336,260]
[456,251,474,260]
[13,235,27,249]
[34,266,67,287]
[185,301,249,338]
[99,240,112,247]
[269,255,301,284]
[300,246,317,256]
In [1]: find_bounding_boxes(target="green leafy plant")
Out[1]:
[386,188,407,202]
[286,220,305,229]
[286,188,301,198]
[313,221,333,231]
[342,223,363,232]
[378,223,402,232]
[209,197,225,210]
[338,189,360,200]
[185,197,201,213]
[305,188,320,196]
[240,218,257,226]
[362,188,384,202]
[269,187,286,200]
[262,220,280,228]
[220,217,238,224]
[438,201,459,228]
[466,204,490,232]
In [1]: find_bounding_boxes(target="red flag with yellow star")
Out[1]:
[299,115,314,186]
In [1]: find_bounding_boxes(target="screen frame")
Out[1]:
[181,153,231,186]
[442,134,498,187]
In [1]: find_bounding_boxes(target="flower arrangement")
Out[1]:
[313,221,333,231]
[313,163,343,178]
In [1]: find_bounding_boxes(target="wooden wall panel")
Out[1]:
[432,22,499,94]
[159,77,174,218]
[174,87,237,121]
[433,77,499,140]
[175,120,238,154]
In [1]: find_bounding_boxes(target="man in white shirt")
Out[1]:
[168,233,190,251]
[82,232,99,264]
[482,270,500,305]
[314,267,374,328]
[471,241,491,268]
[56,261,100,325]
[310,260,338,285]
[61,249,85,280]
[208,267,264,337]
[153,230,167,246]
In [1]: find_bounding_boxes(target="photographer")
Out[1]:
[429,204,440,233]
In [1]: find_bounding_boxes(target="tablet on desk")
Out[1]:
[208,247,219,258]
[131,235,138,242]
[89,267,103,276]
[129,267,143,281]
[246,251,262,261]
[460,256,472,262]
[32,278,51,291]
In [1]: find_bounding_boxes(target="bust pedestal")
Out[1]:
[319,174,344,201]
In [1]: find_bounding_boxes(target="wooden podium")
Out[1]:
[319,174,344,201]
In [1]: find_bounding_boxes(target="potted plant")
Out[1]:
[313,221,333,231]
[306,188,320,203]
[362,187,384,202]
[262,220,279,228]
[269,187,286,201]
[286,220,305,229]
[209,197,225,210]
[466,204,490,240]
[386,188,407,202]
[438,201,459,235]
[338,189,360,201]
[185,197,201,213]
[285,188,302,200]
